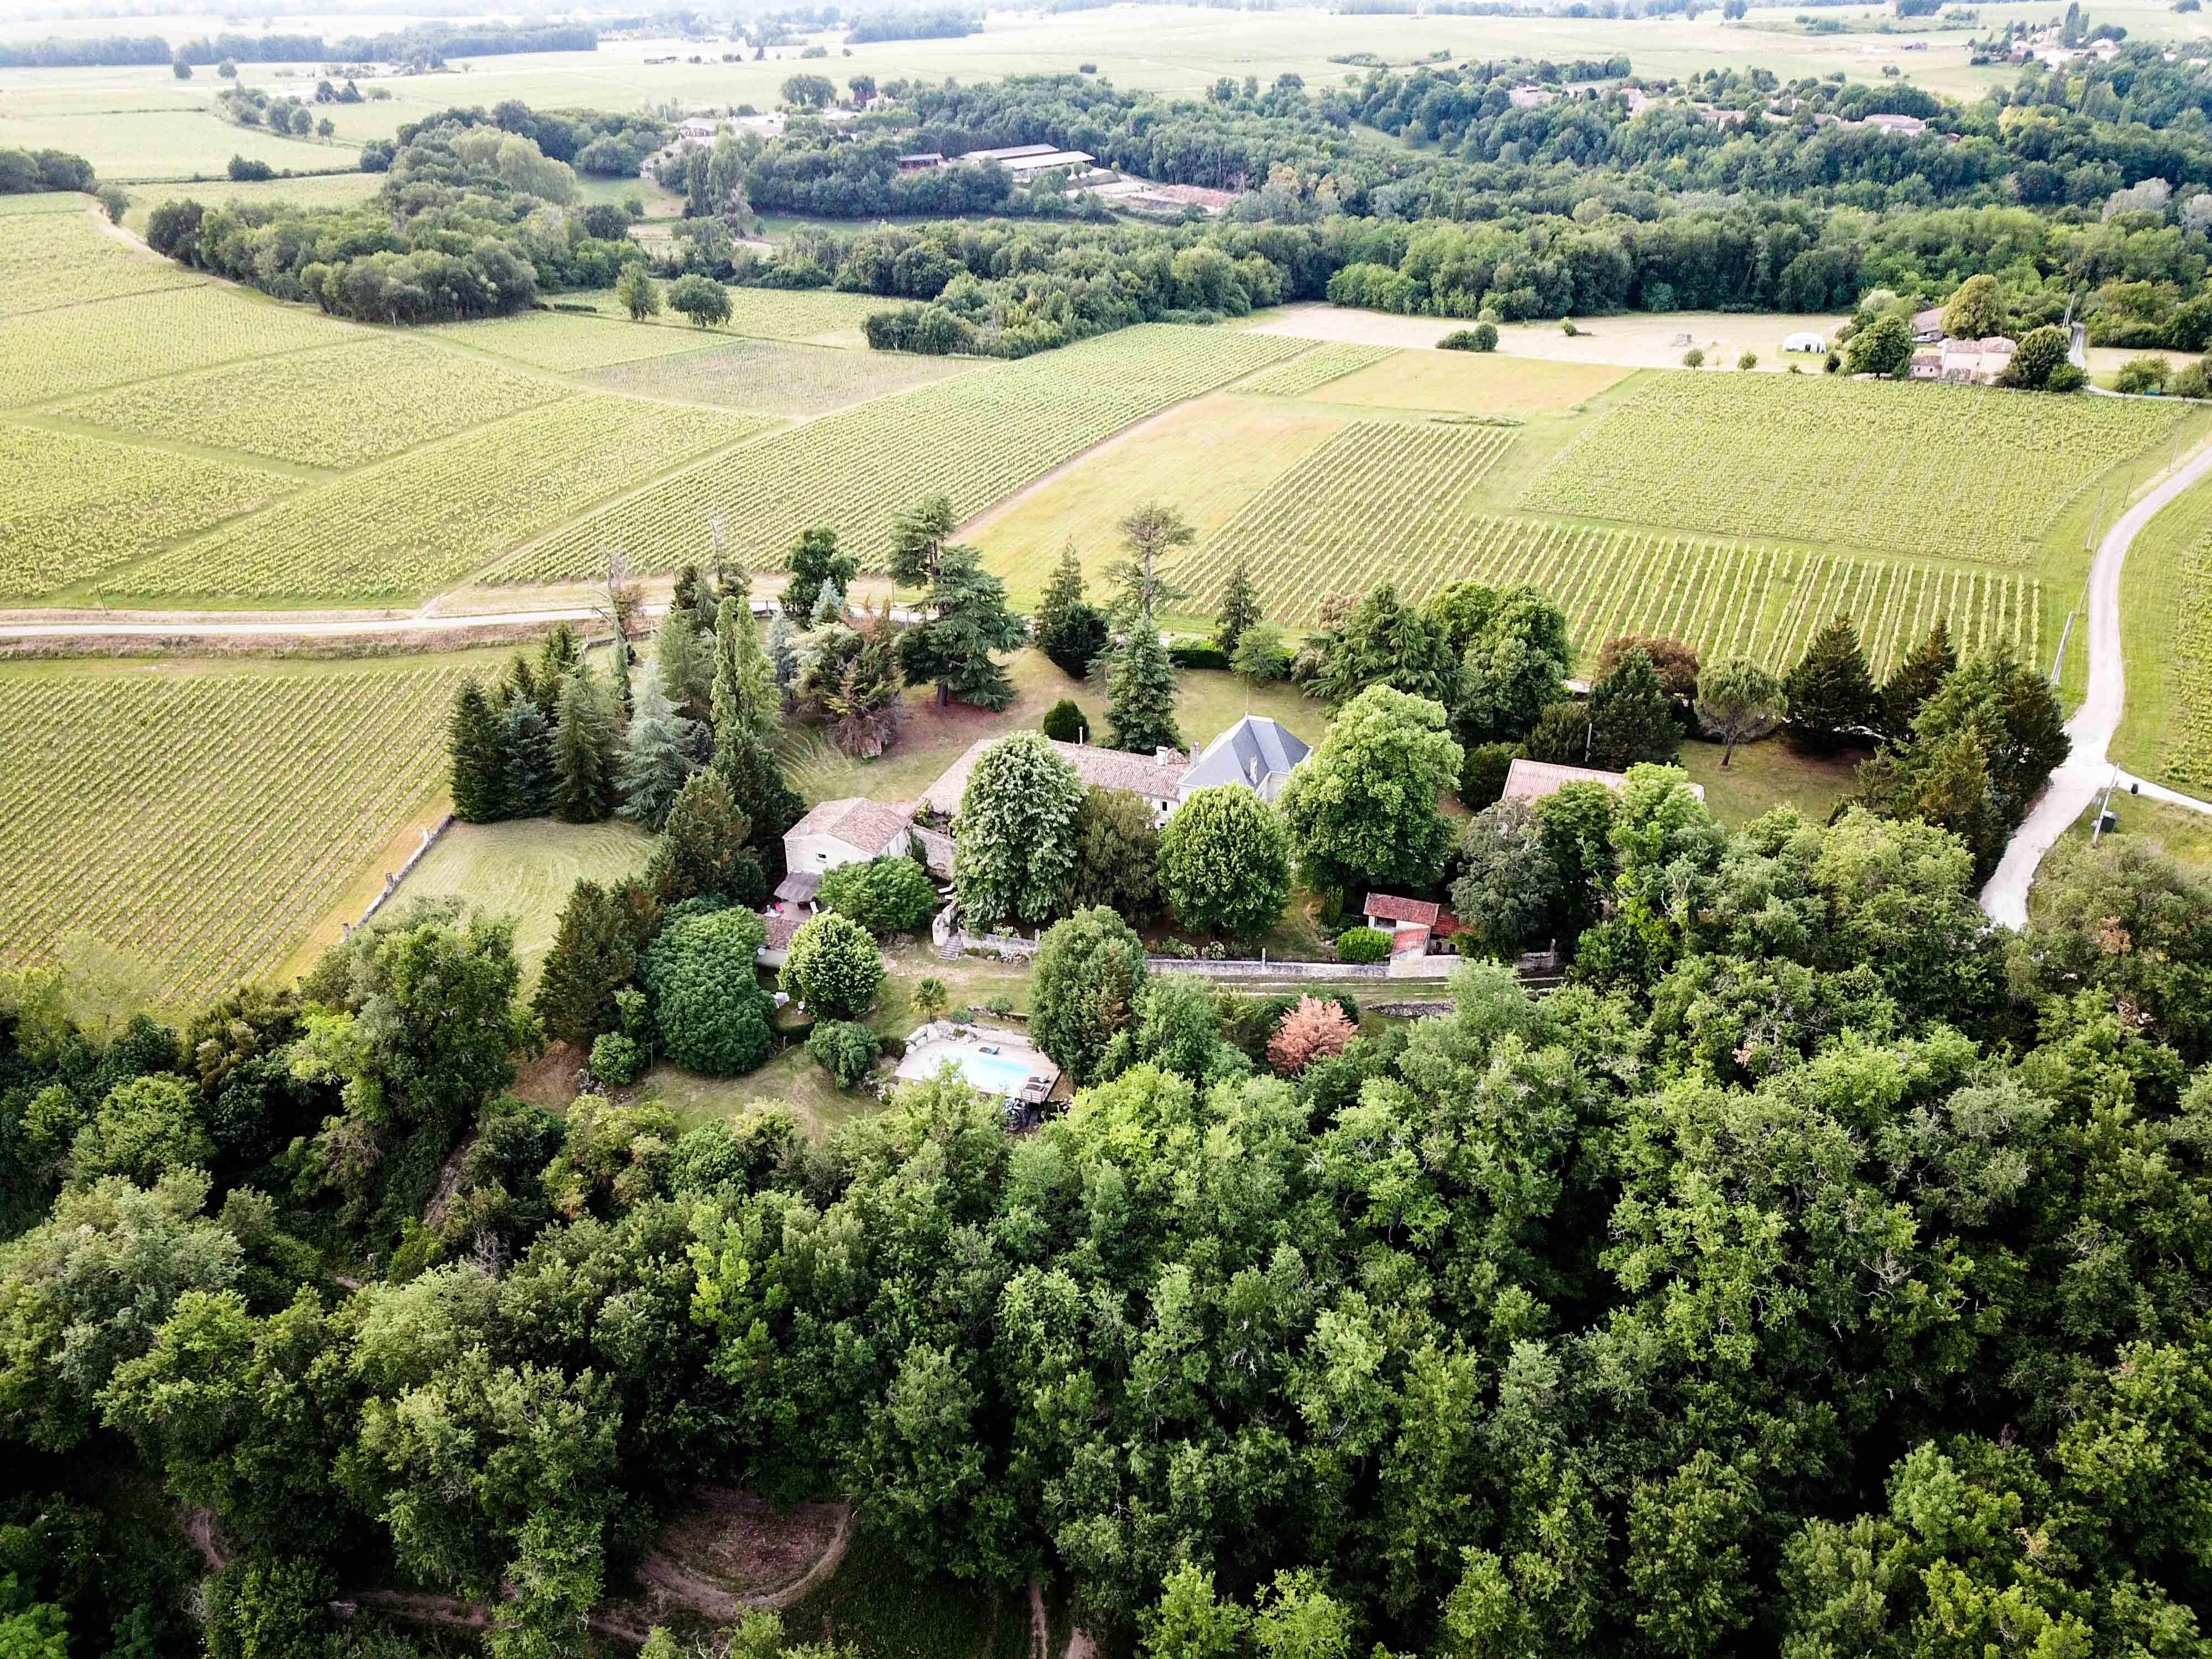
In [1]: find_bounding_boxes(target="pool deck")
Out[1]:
[895,1021,1061,1102]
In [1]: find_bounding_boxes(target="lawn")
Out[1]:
[383,817,658,988]
[1673,734,1863,828]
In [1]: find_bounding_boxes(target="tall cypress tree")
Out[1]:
[1784,615,1880,750]
[496,697,556,819]
[709,596,804,849]
[1879,618,1959,740]
[447,681,502,822]
[1213,554,1262,657]
[1107,621,1183,755]
[553,664,619,824]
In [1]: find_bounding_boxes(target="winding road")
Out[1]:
[1978,439,2212,928]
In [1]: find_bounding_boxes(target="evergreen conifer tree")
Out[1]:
[810,579,845,628]
[782,526,857,620]
[766,613,801,694]
[1783,616,1880,749]
[446,681,502,822]
[552,664,620,824]
[1585,646,1679,770]
[495,696,556,819]
[896,545,1026,709]
[536,623,582,709]
[1107,620,1182,755]
[651,771,766,906]
[1032,539,1109,680]
[1213,555,1262,657]
[617,678,704,832]
[709,595,779,754]
[533,879,644,1047]
[1879,619,1958,739]
[654,612,714,724]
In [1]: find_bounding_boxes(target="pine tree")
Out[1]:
[810,578,845,628]
[671,562,707,615]
[1879,619,1958,739]
[447,680,502,822]
[652,770,766,906]
[1107,620,1182,755]
[1104,500,1193,624]
[504,652,542,720]
[1783,615,1880,750]
[1213,554,1262,658]
[896,545,1027,709]
[552,663,619,823]
[1032,539,1108,680]
[495,696,556,819]
[888,492,958,588]
[617,677,705,831]
[1585,645,1679,770]
[537,623,582,707]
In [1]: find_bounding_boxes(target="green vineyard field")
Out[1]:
[1171,418,1518,608]
[0,210,201,319]
[492,324,1309,582]
[0,193,90,217]
[0,424,295,598]
[1520,373,2186,565]
[2166,527,2212,791]
[0,286,348,408]
[1176,508,2036,675]
[1234,342,1397,397]
[111,397,771,601]
[61,337,568,468]
[0,662,465,1004]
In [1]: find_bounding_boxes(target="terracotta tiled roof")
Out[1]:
[1364,893,1441,926]
[759,913,804,949]
[786,796,912,854]
[922,737,1185,817]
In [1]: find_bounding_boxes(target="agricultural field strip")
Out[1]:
[0,194,90,217]
[0,285,356,409]
[489,324,1311,582]
[0,210,204,319]
[0,421,298,599]
[427,310,760,374]
[565,284,894,341]
[1233,342,1399,398]
[1173,464,2037,674]
[1519,373,2187,566]
[577,335,981,419]
[108,395,775,601]
[1176,419,1519,609]
[55,336,572,469]
[0,665,465,1005]
[2162,520,2212,791]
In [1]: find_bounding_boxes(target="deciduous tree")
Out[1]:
[1030,906,1148,1084]
[780,913,885,1019]
[1694,656,1787,765]
[952,732,1085,928]
[1281,684,1460,896]
[1158,785,1292,938]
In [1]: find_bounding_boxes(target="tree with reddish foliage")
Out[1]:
[1266,995,1355,1077]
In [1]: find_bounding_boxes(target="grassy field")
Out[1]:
[2111,468,2212,791]
[1234,342,1397,398]
[0,655,469,1005]
[968,393,1351,607]
[1520,373,2190,566]
[0,422,295,598]
[429,310,767,373]
[581,336,979,418]
[58,336,567,467]
[492,325,1309,583]
[0,207,201,317]
[0,284,350,408]
[387,817,658,988]
[2052,790,2212,882]
[106,395,771,602]
[0,105,358,181]
[1675,734,1862,828]
[116,169,387,232]
[1316,351,1635,414]
[568,284,893,345]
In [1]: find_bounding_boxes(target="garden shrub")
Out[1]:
[589,1031,648,1087]
[808,1020,880,1087]
[643,909,773,1076]
[1337,926,1391,963]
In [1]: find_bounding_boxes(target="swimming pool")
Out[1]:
[950,1046,1036,1097]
